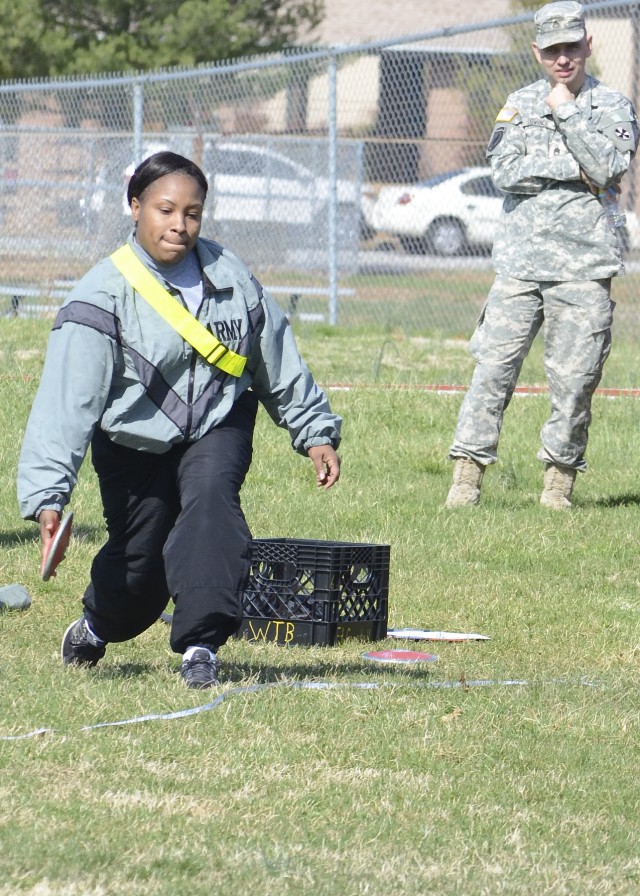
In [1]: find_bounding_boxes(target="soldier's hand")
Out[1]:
[580,169,599,195]
[580,170,622,196]
[545,83,574,110]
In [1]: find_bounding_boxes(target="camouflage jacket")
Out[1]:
[487,75,637,281]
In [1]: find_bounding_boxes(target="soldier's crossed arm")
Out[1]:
[486,104,578,194]
[556,100,637,187]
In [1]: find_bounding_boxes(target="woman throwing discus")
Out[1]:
[18,151,341,689]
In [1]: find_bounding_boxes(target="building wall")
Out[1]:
[311,1,637,104]
[312,0,511,46]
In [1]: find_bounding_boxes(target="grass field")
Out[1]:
[1,317,639,895]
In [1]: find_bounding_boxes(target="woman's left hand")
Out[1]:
[307,445,341,489]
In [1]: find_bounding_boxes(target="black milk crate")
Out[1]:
[239,538,390,646]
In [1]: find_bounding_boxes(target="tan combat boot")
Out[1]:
[540,463,576,509]
[445,457,485,508]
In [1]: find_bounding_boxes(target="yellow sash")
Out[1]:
[110,244,246,378]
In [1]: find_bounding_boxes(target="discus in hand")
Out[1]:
[41,512,74,581]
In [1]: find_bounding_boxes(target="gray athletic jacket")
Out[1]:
[17,235,342,521]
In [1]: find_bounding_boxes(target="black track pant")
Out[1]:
[82,391,257,654]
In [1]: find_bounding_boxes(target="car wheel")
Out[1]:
[399,234,428,254]
[426,218,467,256]
[359,214,375,241]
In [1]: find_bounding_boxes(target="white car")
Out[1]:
[371,167,504,256]
[203,141,360,229]
[359,182,379,239]
[201,141,363,271]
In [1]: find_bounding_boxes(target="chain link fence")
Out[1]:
[0,0,638,335]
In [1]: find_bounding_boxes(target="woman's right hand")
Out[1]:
[38,510,63,577]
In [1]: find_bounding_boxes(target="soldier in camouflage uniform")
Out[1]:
[446,0,637,509]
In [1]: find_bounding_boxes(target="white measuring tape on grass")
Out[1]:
[0,677,599,741]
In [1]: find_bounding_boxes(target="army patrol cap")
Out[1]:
[534,1,586,50]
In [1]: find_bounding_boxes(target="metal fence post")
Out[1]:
[328,49,338,327]
[133,81,144,167]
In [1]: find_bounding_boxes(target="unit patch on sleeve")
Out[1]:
[600,108,638,153]
[487,125,506,154]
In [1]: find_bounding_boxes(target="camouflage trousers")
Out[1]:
[449,276,614,471]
